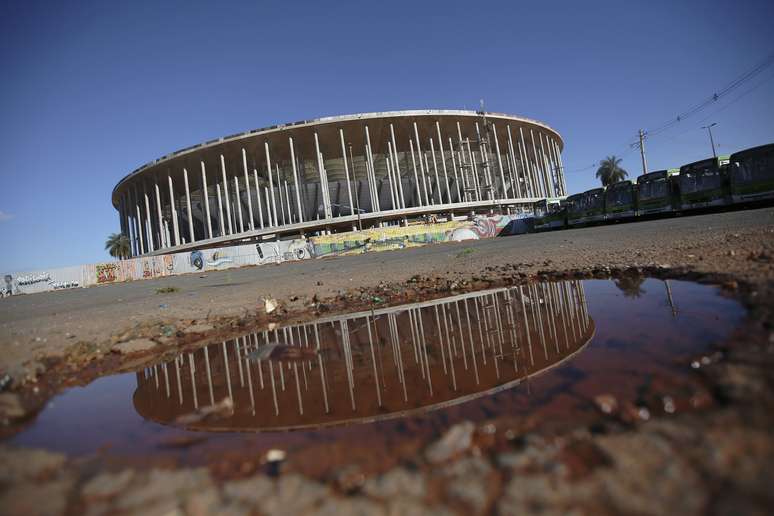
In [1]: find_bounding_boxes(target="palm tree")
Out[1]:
[614,276,646,298]
[596,156,628,186]
[105,233,131,260]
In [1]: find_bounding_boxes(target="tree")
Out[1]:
[105,233,131,260]
[596,156,629,186]
[614,276,646,298]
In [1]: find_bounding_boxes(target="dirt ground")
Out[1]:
[1,206,774,515]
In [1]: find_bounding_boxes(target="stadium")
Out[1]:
[111,110,565,257]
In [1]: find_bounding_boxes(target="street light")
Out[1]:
[701,122,718,158]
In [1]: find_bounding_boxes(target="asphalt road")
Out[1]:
[1,206,773,363]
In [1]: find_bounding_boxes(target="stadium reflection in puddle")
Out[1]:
[133,281,594,431]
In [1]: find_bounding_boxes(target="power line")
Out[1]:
[641,51,774,141]
[566,51,774,178]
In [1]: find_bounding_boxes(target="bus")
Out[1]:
[567,187,605,226]
[728,143,774,204]
[604,180,637,220]
[637,169,680,215]
[533,199,566,230]
[678,155,730,210]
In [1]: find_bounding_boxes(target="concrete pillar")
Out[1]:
[408,139,425,206]
[364,126,379,212]
[264,141,278,227]
[166,174,180,246]
[153,179,165,248]
[234,176,244,233]
[552,139,567,195]
[253,168,271,229]
[220,155,233,235]
[384,148,398,209]
[435,122,450,203]
[465,138,481,201]
[216,183,225,236]
[338,128,355,215]
[143,183,155,251]
[448,138,462,201]
[183,168,195,243]
[242,148,254,230]
[423,153,433,205]
[546,136,561,196]
[133,185,145,254]
[520,127,537,198]
[200,161,213,239]
[506,126,522,198]
[389,124,405,208]
[538,132,553,197]
[122,193,133,256]
[492,123,507,200]
[288,137,304,223]
[412,122,431,204]
[429,138,442,203]
[253,168,264,228]
[314,132,332,219]
[530,130,546,197]
[283,177,292,223]
[274,164,285,226]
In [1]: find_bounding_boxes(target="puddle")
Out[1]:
[8,278,745,470]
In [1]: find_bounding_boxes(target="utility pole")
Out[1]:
[638,129,648,175]
[701,123,717,158]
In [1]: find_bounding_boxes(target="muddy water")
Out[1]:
[9,278,744,474]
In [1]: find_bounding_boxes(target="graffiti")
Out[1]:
[16,273,51,285]
[190,251,204,270]
[50,280,79,290]
[189,249,234,270]
[207,251,233,268]
[96,263,119,284]
[2,275,14,297]
[286,240,313,261]
[163,254,176,272]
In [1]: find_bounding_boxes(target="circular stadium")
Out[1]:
[112,110,565,257]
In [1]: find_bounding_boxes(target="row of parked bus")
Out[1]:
[533,142,774,231]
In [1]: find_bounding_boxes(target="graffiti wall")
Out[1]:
[309,213,531,257]
[1,214,528,297]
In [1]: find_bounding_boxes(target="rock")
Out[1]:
[0,477,76,516]
[113,338,157,355]
[114,468,212,512]
[0,392,27,419]
[443,456,493,513]
[254,474,330,516]
[223,476,275,505]
[315,496,386,516]
[596,432,706,514]
[0,446,67,483]
[263,298,279,314]
[363,468,426,500]
[334,464,365,494]
[82,470,135,500]
[183,486,223,516]
[425,421,475,463]
[498,473,601,515]
[593,394,618,415]
[387,499,455,516]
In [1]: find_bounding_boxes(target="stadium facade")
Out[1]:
[112,110,565,257]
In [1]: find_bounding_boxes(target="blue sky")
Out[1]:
[1,0,772,273]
